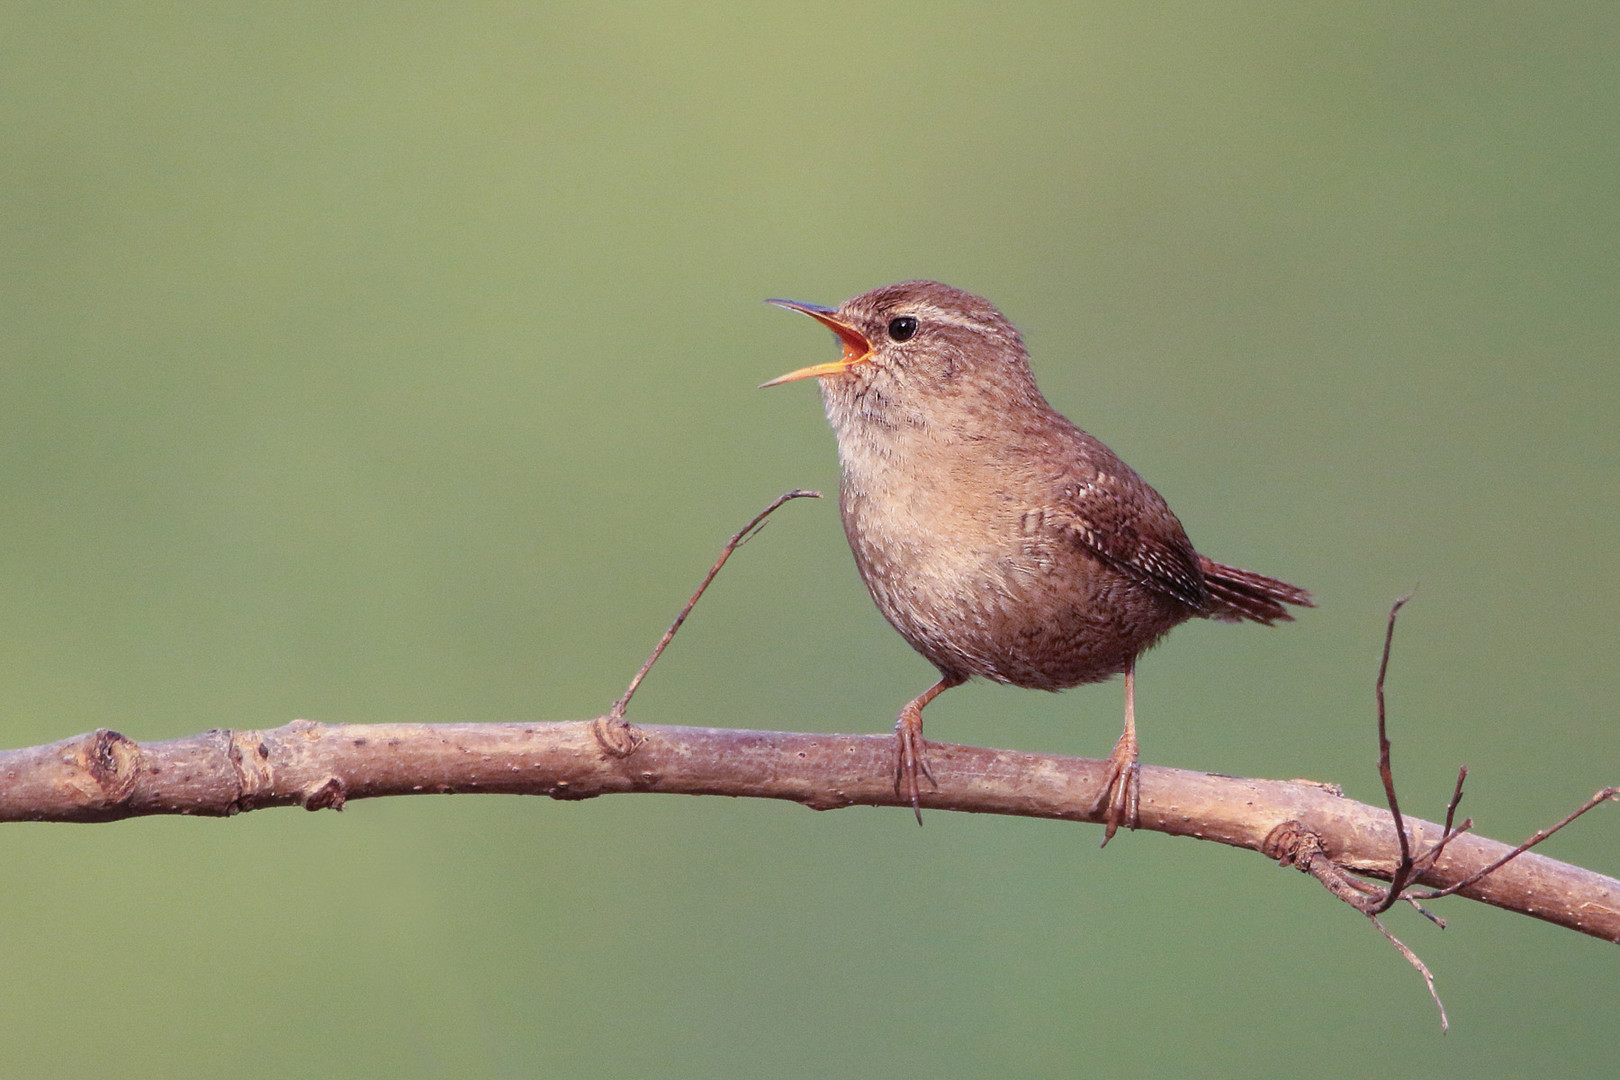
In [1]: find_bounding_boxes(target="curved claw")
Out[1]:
[888,676,959,826]
[893,706,938,826]
[1093,726,1141,847]
[1092,665,1143,847]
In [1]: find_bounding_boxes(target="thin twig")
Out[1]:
[1395,768,1476,906]
[1407,786,1620,901]
[610,489,820,718]
[593,489,821,755]
[1368,592,1415,915]
[1442,767,1468,836]
[1369,915,1449,1033]
[1405,898,1446,929]
[1284,595,1617,1029]
[1314,594,1462,1026]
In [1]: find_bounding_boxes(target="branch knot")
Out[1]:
[75,729,141,805]
[592,714,645,758]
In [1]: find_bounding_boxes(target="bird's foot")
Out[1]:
[1093,728,1140,847]
[893,705,938,826]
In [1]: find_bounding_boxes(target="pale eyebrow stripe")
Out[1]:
[903,305,995,332]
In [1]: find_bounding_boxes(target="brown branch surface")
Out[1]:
[2,720,1615,943]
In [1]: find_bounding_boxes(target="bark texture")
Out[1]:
[2,719,1615,943]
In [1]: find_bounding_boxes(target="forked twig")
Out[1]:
[593,489,821,755]
[1358,593,1457,1028]
[1365,592,1432,914]
[1279,594,1615,1031]
[1408,786,1620,902]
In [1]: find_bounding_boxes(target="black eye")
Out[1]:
[887,316,918,342]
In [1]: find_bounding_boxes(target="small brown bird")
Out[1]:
[764,280,1310,841]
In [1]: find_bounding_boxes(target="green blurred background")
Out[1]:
[2,3,1616,1076]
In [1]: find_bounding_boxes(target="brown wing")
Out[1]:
[1037,427,1210,611]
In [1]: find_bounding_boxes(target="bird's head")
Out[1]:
[763,280,1043,425]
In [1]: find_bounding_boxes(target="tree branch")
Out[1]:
[4,492,1614,1021]
[3,719,1615,943]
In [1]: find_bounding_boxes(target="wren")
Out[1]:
[764,280,1311,841]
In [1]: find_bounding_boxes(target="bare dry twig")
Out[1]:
[592,488,820,755]
[1410,785,1620,902]
[1267,594,1619,1029]
[1357,595,1458,1027]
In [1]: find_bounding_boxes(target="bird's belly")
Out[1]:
[842,485,1182,690]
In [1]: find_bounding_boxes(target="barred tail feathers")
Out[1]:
[1198,556,1313,625]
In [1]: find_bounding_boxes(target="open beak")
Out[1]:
[761,299,874,387]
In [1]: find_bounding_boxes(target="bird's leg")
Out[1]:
[894,675,962,825]
[1094,662,1141,847]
